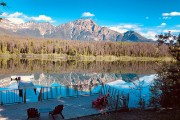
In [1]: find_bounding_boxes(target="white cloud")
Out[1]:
[162,17,171,20]
[1,12,8,16]
[82,12,95,17]
[109,24,142,33]
[31,15,52,21]
[0,12,54,24]
[0,12,25,24]
[161,22,166,26]
[140,31,157,40]
[163,29,180,33]
[162,12,180,17]
[120,24,141,29]
[9,12,23,18]
[7,18,25,24]
[157,22,167,28]
[109,27,128,33]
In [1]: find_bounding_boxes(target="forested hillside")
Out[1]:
[0,35,169,58]
[0,36,169,57]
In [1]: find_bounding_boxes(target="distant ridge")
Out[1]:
[0,18,153,42]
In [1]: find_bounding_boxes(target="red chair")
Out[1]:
[92,97,101,108]
[92,92,109,109]
[92,96,107,109]
[27,108,40,120]
[49,105,64,120]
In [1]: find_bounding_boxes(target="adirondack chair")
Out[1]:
[49,105,64,120]
[92,93,109,109]
[92,96,108,109]
[92,97,104,108]
[27,108,40,120]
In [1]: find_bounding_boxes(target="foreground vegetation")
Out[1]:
[150,62,180,109]
[0,35,171,61]
[72,109,180,120]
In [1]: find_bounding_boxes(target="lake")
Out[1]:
[0,58,169,108]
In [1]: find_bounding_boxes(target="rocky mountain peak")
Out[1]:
[51,18,122,41]
[0,18,152,42]
[74,18,97,25]
[67,18,99,33]
[125,30,135,34]
[122,30,148,42]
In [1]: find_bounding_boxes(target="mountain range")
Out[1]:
[0,18,153,42]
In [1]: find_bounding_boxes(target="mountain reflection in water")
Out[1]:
[1,58,174,109]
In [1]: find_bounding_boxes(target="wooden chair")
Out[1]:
[92,97,104,109]
[27,108,40,120]
[49,105,64,120]
[92,93,109,109]
[92,96,108,109]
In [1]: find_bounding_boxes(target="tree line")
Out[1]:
[0,35,170,58]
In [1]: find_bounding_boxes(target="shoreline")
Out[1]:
[0,54,173,61]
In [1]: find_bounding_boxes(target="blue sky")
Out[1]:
[0,0,180,39]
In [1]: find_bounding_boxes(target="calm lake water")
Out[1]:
[0,58,168,108]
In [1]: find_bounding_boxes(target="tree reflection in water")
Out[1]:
[150,62,180,109]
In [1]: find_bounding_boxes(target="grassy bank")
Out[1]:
[0,53,173,61]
